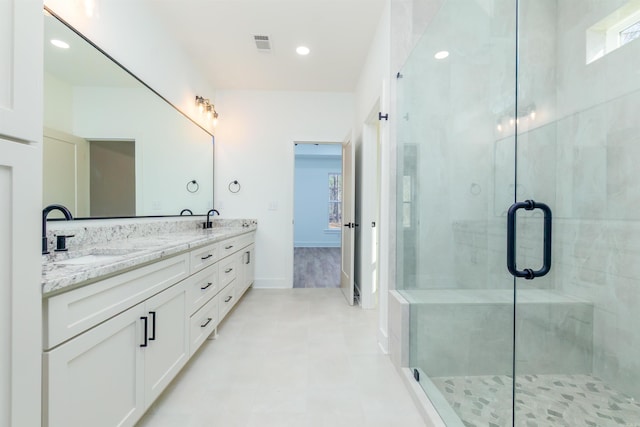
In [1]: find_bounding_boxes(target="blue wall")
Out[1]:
[294,144,342,247]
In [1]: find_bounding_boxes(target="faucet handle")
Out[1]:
[55,235,75,252]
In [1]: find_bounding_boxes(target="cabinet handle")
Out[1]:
[140,316,148,347]
[225,245,234,250]
[201,282,213,290]
[245,251,251,265]
[225,268,233,273]
[149,311,156,341]
[225,296,233,303]
[201,254,213,260]
[200,317,213,328]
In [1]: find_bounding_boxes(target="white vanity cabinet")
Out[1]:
[43,271,190,427]
[42,230,256,427]
[44,302,146,427]
[142,281,189,407]
[237,244,256,297]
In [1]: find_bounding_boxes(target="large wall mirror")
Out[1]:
[43,10,214,219]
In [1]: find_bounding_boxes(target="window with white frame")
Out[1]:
[328,173,342,229]
[586,4,640,64]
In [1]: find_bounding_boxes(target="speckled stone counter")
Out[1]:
[42,217,257,296]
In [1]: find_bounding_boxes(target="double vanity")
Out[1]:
[41,217,256,427]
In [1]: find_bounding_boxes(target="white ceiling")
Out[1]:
[146,0,386,92]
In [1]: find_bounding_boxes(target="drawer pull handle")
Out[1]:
[149,311,156,341]
[225,268,233,273]
[200,317,213,328]
[225,245,234,250]
[201,282,213,290]
[140,316,148,347]
[225,296,233,303]
[201,254,213,260]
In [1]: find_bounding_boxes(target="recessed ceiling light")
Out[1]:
[434,50,449,60]
[296,46,310,56]
[50,39,70,49]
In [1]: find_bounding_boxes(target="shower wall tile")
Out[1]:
[412,296,593,377]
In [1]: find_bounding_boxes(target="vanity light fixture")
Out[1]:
[50,39,70,49]
[195,95,219,126]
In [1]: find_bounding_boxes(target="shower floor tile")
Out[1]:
[431,374,640,426]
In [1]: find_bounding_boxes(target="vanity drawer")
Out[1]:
[189,294,219,356]
[235,232,255,251]
[218,237,238,259]
[185,263,219,315]
[44,253,190,350]
[219,258,237,287]
[190,242,218,274]
[219,282,236,320]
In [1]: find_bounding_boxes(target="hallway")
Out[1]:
[136,288,425,427]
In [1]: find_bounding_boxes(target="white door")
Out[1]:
[340,134,355,305]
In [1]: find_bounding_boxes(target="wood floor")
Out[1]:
[293,247,341,288]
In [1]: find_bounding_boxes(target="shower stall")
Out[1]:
[394,0,640,425]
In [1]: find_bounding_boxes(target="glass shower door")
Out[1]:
[513,0,640,425]
[395,0,520,424]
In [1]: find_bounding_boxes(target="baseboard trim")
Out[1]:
[253,278,291,289]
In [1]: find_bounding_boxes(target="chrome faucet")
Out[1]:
[203,209,220,229]
[42,204,73,254]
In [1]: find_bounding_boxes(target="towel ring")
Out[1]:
[186,180,199,193]
[228,180,241,194]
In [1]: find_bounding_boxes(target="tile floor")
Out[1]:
[293,247,341,288]
[432,374,640,427]
[136,288,426,427]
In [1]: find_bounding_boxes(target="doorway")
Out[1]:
[293,143,343,288]
[89,139,135,217]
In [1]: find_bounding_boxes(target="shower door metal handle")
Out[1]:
[507,200,552,280]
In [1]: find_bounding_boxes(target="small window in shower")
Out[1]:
[620,20,640,45]
[586,2,640,64]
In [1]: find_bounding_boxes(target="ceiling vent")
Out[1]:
[253,35,272,52]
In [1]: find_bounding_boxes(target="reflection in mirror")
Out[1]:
[43,11,214,218]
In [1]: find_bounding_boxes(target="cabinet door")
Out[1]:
[0,138,42,427]
[242,244,255,292]
[0,0,42,142]
[44,304,146,427]
[144,281,189,407]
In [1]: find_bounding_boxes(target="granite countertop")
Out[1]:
[42,225,256,297]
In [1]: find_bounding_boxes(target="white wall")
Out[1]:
[352,1,392,348]
[43,0,216,129]
[294,149,342,248]
[213,90,353,288]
